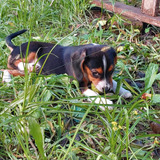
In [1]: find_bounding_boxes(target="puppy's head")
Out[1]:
[71,45,117,92]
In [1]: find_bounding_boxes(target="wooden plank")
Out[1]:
[141,0,159,17]
[91,0,160,27]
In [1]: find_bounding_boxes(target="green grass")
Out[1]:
[0,0,160,159]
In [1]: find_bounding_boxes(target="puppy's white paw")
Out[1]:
[121,90,132,99]
[83,89,113,110]
[119,87,132,99]
[2,70,11,82]
[112,80,132,99]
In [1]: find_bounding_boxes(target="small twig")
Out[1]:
[29,138,38,157]
[50,0,54,6]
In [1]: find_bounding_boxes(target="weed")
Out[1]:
[0,0,160,159]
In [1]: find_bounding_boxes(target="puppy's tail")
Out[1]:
[6,29,27,51]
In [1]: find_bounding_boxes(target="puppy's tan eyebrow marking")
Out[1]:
[108,65,114,72]
[92,67,103,74]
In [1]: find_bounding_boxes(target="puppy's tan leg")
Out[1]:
[7,69,25,76]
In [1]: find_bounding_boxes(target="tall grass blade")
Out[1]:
[28,117,46,160]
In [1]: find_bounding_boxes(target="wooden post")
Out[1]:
[141,0,160,17]
[91,0,160,27]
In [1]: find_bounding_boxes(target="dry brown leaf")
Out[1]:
[150,120,160,134]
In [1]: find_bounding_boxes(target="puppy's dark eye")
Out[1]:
[92,71,100,77]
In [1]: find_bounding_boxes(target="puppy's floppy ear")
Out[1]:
[71,49,86,82]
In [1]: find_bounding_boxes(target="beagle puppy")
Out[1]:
[2,30,132,110]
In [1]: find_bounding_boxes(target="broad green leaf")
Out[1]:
[28,117,46,159]
[152,94,160,103]
[145,63,159,93]
[145,27,150,33]
[155,73,160,80]
[41,89,52,101]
